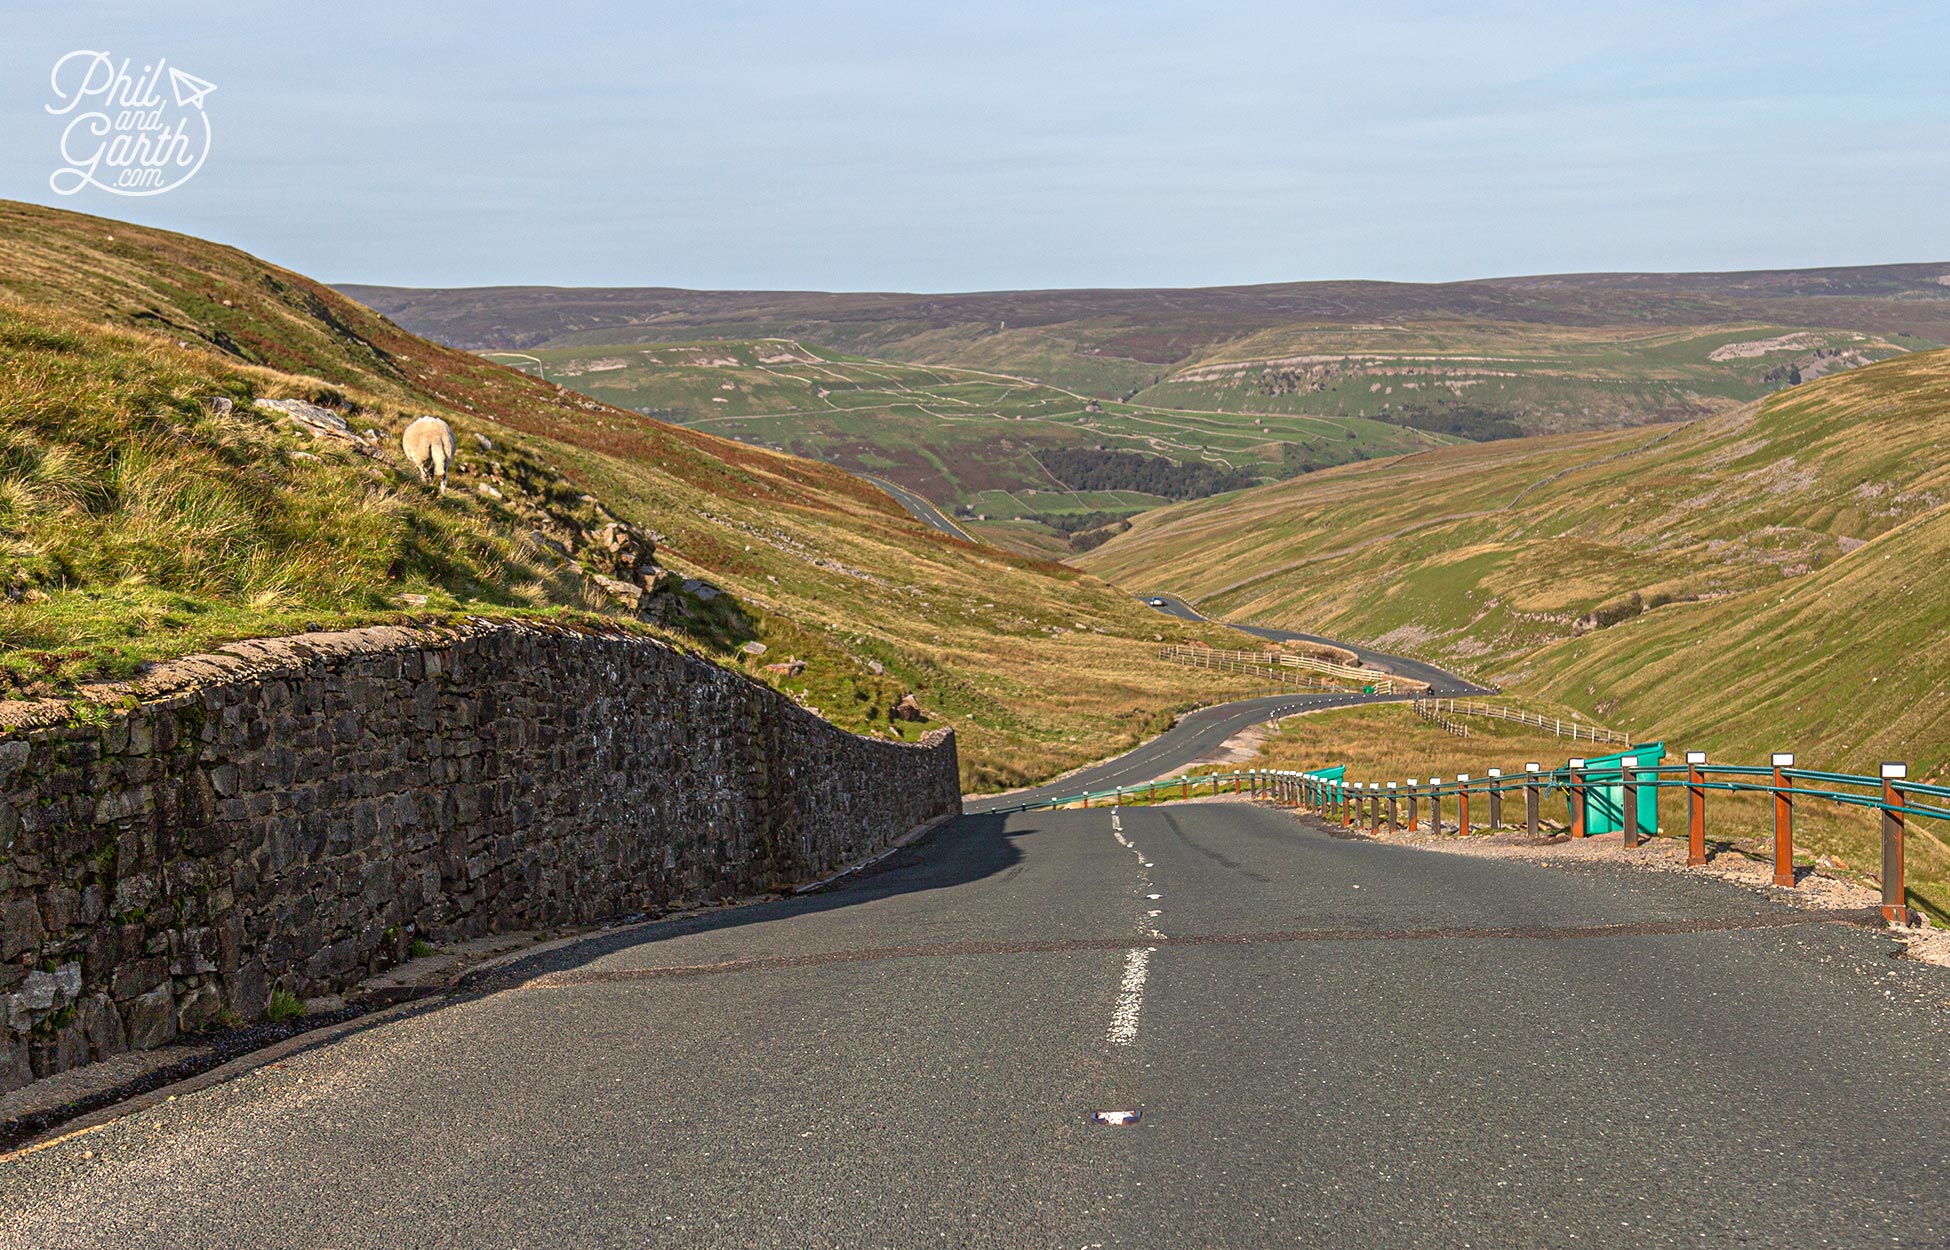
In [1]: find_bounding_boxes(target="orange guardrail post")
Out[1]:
[1686,751,1707,865]
[1880,763,1919,926]
[1406,779,1419,833]
[1524,762,1540,837]
[1568,760,1587,838]
[1772,753,1796,887]
[1457,773,1471,835]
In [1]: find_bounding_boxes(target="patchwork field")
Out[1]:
[479,339,1442,509]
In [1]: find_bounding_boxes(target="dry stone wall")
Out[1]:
[0,621,960,1092]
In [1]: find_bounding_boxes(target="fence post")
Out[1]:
[1082,793,1090,809]
[1568,759,1587,838]
[1686,751,1707,865]
[1620,755,1640,849]
[1182,777,1190,801]
[1406,779,1420,833]
[1772,752,1796,887]
[1387,782,1399,833]
[1430,778,1444,835]
[1524,762,1540,837]
[1370,783,1384,835]
[1487,767,1503,829]
[1344,781,1356,830]
[1458,773,1472,834]
[1880,762,1919,926]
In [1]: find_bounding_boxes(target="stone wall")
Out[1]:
[0,621,960,1092]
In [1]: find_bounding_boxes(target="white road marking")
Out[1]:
[1106,946,1153,1047]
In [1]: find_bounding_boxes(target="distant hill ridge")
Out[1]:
[339,262,1950,353]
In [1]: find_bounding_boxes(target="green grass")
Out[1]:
[262,988,305,1024]
[484,339,1440,508]
[0,199,1279,792]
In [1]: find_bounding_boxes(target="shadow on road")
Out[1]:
[459,812,1028,995]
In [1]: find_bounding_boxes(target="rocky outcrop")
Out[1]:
[0,621,960,1092]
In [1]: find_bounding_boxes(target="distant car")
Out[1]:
[1147,597,1169,607]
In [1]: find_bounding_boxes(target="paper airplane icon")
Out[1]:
[168,68,217,110]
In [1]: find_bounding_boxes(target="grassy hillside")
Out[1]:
[0,200,1275,792]
[1084,341,1950,764]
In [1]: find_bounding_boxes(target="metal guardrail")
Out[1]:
[995,754,1946,927]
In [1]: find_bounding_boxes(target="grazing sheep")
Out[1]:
[401,416,456,493]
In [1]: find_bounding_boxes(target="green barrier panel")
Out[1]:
[1571,742,1666,834]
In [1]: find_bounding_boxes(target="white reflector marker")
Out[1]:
[1091,1109,1142,1126]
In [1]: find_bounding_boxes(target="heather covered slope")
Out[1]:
[0,201,1267,791]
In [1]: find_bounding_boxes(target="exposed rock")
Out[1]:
[764,659,807,678]
[124,985,176,1050]
[592,574,651,613]
[741,642,768,656]
[1,899,44,962]
[866,660,884,676]
[252,397,352,441]
[891,693,928,723]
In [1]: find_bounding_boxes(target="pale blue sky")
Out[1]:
[2,1,1944,290]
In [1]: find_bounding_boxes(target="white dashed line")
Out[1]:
[1106,946,1153,1047]
[1106,811,1167,1047]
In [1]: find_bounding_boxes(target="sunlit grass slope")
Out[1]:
[0,200,1271,791]
[1083,348,1950,685]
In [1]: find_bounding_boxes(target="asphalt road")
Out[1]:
[1138,592,1491,694]
[860,474,977,543]
[6,803,1945,1248]
[963,690,1401,814]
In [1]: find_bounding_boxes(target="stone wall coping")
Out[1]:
[0,618,951,754]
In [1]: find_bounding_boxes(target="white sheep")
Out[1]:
[401,416,457,494]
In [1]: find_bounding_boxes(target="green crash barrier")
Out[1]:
[1570,742,1666,834]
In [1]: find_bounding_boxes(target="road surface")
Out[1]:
[6,802,1945,1248]
[861,474,976,542]
[963,690,1402,814]
[1138,592,1490,694]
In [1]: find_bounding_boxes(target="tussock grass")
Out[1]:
[0,200,1267,787]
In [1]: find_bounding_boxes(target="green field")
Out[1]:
[1128,321,1912,432]
[479,339,1444,508]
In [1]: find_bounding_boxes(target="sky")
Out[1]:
[1,0,1945,291]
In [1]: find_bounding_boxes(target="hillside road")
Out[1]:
[4,801,1944,1248]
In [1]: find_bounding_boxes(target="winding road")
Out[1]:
[7,802,1945,1248]
[1135,592,1489,694]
